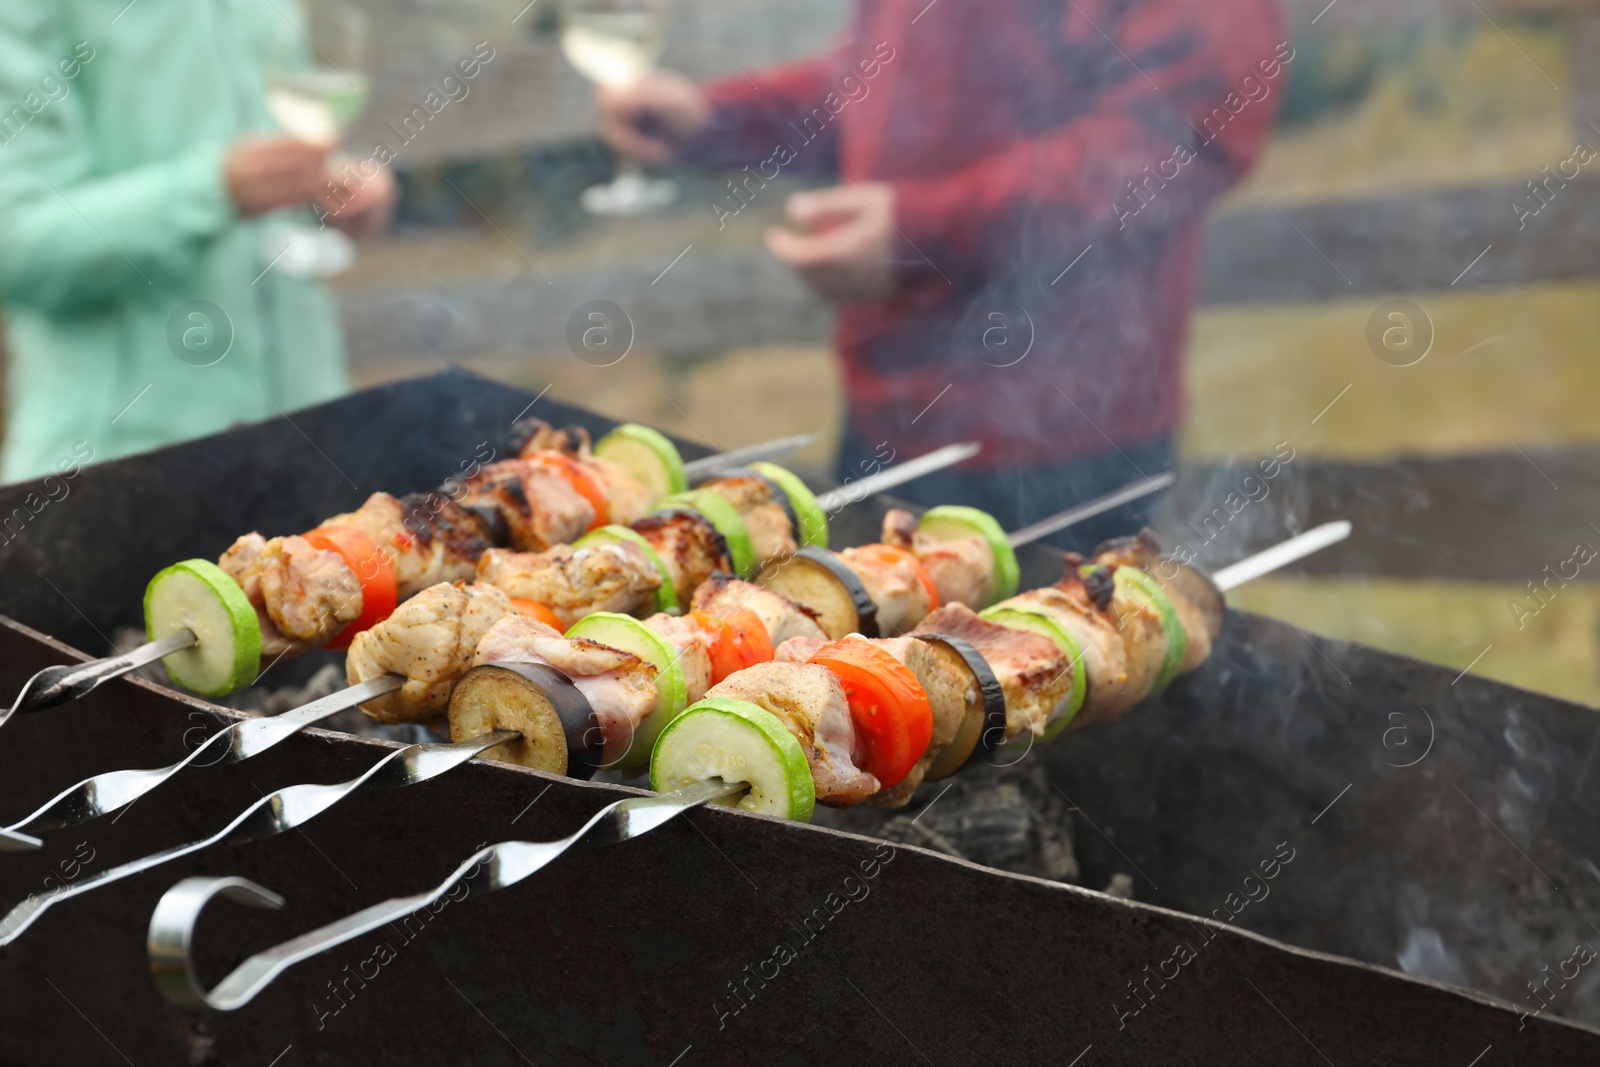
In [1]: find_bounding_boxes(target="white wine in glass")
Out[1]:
[260,1,371,278]
[561,0,678,215]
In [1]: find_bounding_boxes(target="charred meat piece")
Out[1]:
[510,417,590,458]
[346,581,513,723]
[691,573,826,646]
[321,492,481,598]
[633,509,732,603]
[914,603,1074,742]
[1092,527,1222,671]
[458,460,596,552]
[698,475,797,565]
[476,541,662,628]
[838,545,936,636]
[706,661,879,807]
[472,615,658,767]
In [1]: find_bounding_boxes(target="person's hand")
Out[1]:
[765,183,896,303]
[317,161,397,240]
[224,136,333,217]
[595,71,711,165]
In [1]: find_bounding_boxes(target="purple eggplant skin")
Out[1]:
[797,546,881,639]
[917,633,1007,758]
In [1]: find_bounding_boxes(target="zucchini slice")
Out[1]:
[573,524,680,615]
[650,697,816,822]
[1115,568,1187,693]
[917,505,1019,606]
[658,490,755,579]
[750,462,829,549]
[978,606,1088,738]
[447,661,604,779]
[564,612,689,769]
[593,423,688,501]
[755,546,878,640]
[143,559,262,697]
[917,633,1007,779]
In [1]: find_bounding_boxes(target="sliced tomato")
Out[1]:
[690,607,775,684]
[851,543,940,614]
[303,524,398,650]
[528,452,609,531]
[807,635,932,789]
[510,597,565,630]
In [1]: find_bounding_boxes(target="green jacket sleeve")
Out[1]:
[0,9,236,315]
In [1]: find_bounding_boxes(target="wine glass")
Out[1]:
[260,0,372,278]
[561,0,679,215]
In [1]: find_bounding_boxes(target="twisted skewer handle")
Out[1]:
[1,674,404,844]
[0,629,197,730]
[0,729,517,945]
[149,777,745,1010]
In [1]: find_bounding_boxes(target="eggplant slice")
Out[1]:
[756,546,879,640]
[447,661,604,780]
[916,633,1007,778]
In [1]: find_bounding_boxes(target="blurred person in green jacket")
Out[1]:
[0,1,395,484]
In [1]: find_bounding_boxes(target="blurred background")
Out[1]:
[5,0,1600,701]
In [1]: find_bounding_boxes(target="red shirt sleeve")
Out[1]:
[680,56,844,172]
[891,0,1287,283]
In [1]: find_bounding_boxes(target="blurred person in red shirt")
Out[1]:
[596,0,1286,547]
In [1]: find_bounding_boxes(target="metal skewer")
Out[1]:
[0,433,823,732]
[814,442,982,514]
[1007,472,1176,547]
[142,522,1356,1004]
[0,728,518,945]
[683,433,819,479]
[0,675,403,853]
[1210,521,1352,592]
[1,629,198,727]
[148,776,744,1010]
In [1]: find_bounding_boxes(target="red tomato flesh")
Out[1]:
[303,524,399,650]
[807,635,933,789]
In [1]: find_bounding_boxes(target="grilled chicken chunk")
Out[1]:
[218,533,303,659]
[914,603,1076,741]
[509,417,653,526]
[511,417,590,457]
[698,475,797,565]
[706,661,879,807]
[644,613,715,703]
[997,564,1164,725]
[346,581,512,723]
[218,532,360,654]
[476,541,662,627]
[472,615,659,766]
[880,509,994,610]
[633,510,733,603]
[580,455,654,527]
[1091,528,1223,672]
[691,573,826,645]
[257,535,362,643]
[458,461,595,552]
[837,545,935,636]
[777,633,974,809]
[321,492,486,598]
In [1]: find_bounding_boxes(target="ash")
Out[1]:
[816,761,1117,891]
